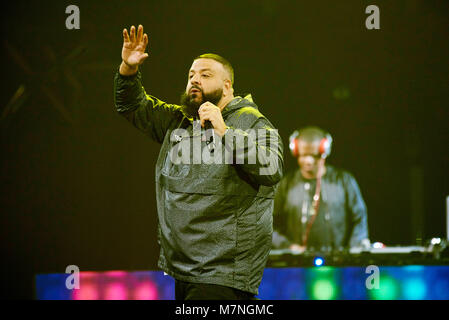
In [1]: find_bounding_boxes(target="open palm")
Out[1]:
[122,25,149,67]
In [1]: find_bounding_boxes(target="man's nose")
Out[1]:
[303,156,315,165]
[190,74,200,85]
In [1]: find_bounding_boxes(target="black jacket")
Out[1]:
[273,165,368,251]
[114,70,284,294]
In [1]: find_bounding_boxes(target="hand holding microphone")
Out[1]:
[198,102,227,137]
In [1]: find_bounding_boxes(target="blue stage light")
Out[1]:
[314,257,324,267]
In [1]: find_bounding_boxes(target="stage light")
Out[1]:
[431,238,441,245]
[104,282,127,300]
[403,278,427,300]
[134,281,159,300]
[311,279,337,300]
[314,257,324,267]
[368,276,399,300]
[72,283,99,300]
[373,242,385,249]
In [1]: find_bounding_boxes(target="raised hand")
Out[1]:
[120,25,149,75]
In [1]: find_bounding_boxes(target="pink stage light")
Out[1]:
[104,283,128,300]
[72,283,99,300]
[104,271,127,278]
[80,271,98,279]
[134,281,159,300]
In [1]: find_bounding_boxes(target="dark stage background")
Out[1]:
[1,0,448,299]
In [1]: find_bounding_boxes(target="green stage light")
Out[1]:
[314,266,334,275]
[368,276,400,300]
[311,279,337,300]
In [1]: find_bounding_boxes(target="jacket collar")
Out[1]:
[221,94,257,118]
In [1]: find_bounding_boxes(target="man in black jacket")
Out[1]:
[114,25,283,299]
[273,126,369,253]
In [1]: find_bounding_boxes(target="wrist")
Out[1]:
[119,61,138,76]
[216,124,228,137]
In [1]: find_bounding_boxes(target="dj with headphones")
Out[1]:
[272,126,370,253]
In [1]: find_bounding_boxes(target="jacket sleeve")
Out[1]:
[272,175,292,248]
[114,70,183,144]
[344,172,369,247]
[222,116,284,187]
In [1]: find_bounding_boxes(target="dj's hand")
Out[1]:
[119,25,149,76]
[198,102,227,137]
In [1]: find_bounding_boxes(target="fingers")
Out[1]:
[137,24,143,43]
[199,102,213,110]
[126,25,147,46]
[199,104,214,125]
[143,33,149,48]
[198,110,207,124]
[141,53,149,62]
[130,25,136,42]
[123,28,130,43]
[199,102,218,114]
[199,111,215,128]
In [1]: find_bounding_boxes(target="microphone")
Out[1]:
[204,120,215,153]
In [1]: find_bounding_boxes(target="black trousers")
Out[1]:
[175,279,256,300]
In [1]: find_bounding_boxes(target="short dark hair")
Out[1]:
[297,126,328,143]
[194,53,234,85]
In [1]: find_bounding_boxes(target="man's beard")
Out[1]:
[180,87,223,118]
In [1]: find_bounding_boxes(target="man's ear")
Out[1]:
[224,79,233,94]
